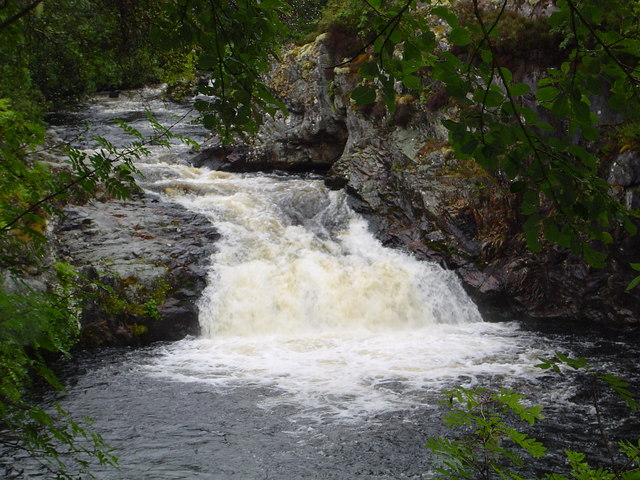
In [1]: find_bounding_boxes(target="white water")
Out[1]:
[135,162,552,420]
[50,89,558,422]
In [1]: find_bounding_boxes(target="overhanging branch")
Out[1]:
[0,0,44,31]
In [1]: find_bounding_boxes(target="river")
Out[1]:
[4,89,639,479]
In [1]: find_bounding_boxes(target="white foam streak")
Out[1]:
[145,167,484,336]
[147,322,547,420]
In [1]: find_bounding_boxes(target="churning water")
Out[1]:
[136,165,543,421]
[5,89,638,479]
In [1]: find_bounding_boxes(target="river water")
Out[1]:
[5,89,639,478]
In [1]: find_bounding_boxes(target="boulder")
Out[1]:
[193,34,349,173]
[54,192,219,346]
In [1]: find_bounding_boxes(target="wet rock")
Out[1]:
[609,151,640,188]
[191,145,252,171]
[54,192,219,346]
[191,34,349,173]
[608,150,640,210]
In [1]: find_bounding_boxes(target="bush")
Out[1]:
[426,355,640,479]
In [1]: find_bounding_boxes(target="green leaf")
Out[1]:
[583,244,607,268]
[521,190,540,215]
[431,6,458,27]
[484,90,503,108]
[519,106,538,125]
[359,61,379,78]
[523,214,542,252]
[418,30,436,52]
[535,86,560,102]
[403,41,421,62]
[389,27,403,44]
[534,121,555,132]
[351,86,376,105]
[626,274,640,291]
[402,75,421,90]
[552,96,570,117]
[573,100,592,124]
[600,374,638,410]
[623,218,638,235]
[543,218,562,244]
[510,83,531,97]
[480,48,493,64]
[449,27,471,46]
[499,67,513,84]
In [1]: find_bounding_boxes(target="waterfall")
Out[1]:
[59,87,483,337]
[140,165,483,338]
[136,163,539,420]
[55,89,538,422]
[49,90,539,422]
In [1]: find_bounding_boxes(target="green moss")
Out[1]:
[89,272,170,322]
[437,157,492,179]
[130,323,149,337]
[451,3,565,69]
[617,121,640,152]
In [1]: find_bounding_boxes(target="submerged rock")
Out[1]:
[54,192,219,346]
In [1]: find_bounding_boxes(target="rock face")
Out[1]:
[201,34,640,324]
[192,36,349,173]
[609,150,640,210]
[54,193,219,346]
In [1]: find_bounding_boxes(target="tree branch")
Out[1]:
[0,0,44,31]
[324,0,414,69]
[565,0,640,101]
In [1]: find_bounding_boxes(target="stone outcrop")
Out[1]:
[192,36,349,173]
[54,192,219,346]
[198,34,640,324]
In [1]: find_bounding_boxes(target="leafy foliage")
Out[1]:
[0,267,118,478]
[0,107,188,258]
[0,72,194,480]
[0,0,168,110]
[27,1,149,101]
[150,0,289,140]
[0,105,148,475]
[346,0,640,268]
[426,355,639,479]
[425,387,546,479]
[0,105,192,474]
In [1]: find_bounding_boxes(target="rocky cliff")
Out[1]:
[193,33,640,324]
